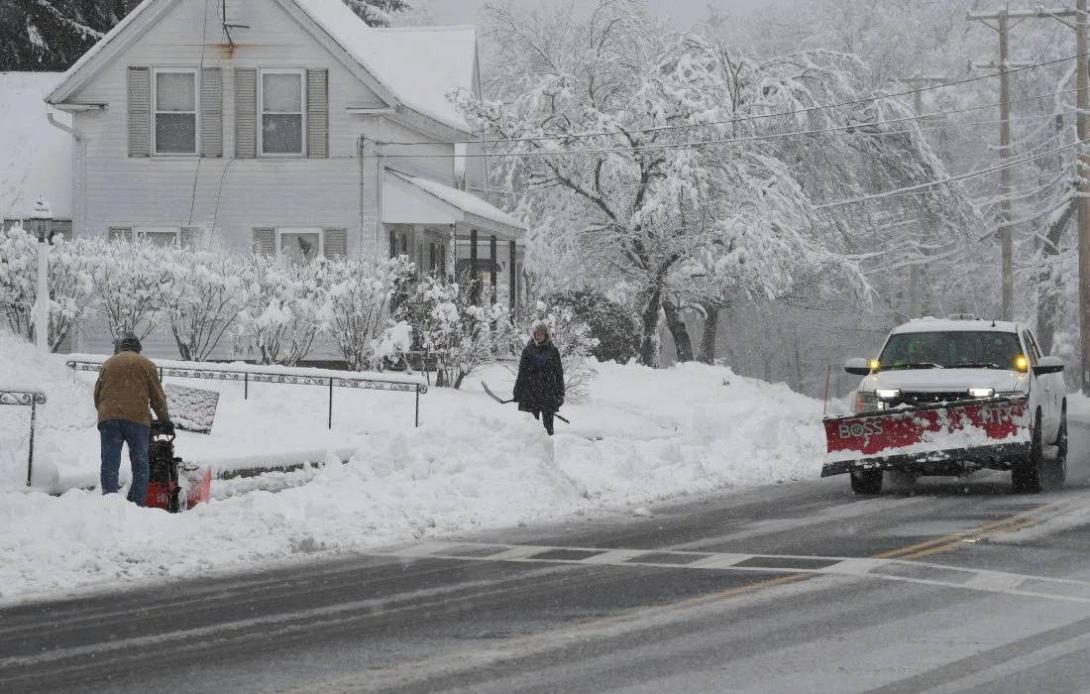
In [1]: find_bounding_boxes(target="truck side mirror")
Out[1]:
[1033,356,1064,376]
[844,358,872,376]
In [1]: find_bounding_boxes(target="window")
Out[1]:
[154,69,198,155]
[277,227,322,263]
[260,70,304,156]
[878,331,1024,371]
[108,226,200,248]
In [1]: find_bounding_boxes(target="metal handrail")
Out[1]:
[66,360,427,429]
[1,389,47,486]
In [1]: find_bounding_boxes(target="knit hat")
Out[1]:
[118,334,142,353]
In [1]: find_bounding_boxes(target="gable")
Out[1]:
[48,0,394,109]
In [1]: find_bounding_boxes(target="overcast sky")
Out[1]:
[425,0,787,30]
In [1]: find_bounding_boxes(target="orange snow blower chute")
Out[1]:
[822,396,1032,478]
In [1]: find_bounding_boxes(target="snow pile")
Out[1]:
[1069,394,1090,424]
[0,356,825,602]
[0,332,97,490]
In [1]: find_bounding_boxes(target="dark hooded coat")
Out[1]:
[513,339,565,414]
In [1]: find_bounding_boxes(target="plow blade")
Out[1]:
[822,397,1031,478]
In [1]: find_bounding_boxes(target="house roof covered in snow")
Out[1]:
[46,0,479,134]
[0,72,73,220]
[296,0,479,131]
[385,170,526,239]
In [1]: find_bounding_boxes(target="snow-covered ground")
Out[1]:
[0,333,825,602]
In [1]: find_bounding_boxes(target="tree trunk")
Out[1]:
[662,299,694,363]
[637,282,664,367]
[1036,199,1076,355]
[698,301,720,365]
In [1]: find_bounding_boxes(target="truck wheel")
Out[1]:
[850,469,883,496]
[885,469,917,495]
[1012,410,1064,492]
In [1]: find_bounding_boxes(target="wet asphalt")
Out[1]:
[4,426,1090,693]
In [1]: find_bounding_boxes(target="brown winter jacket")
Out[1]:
[93,351,171,427]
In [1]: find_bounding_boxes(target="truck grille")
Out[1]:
[894,392,968,408]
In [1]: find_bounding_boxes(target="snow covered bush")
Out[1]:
[321,257,411,371]
[513,301,599,402]
[0,225,94,351]
[160,247,247,361]
[546,290,640,364]
[84,238,169,343]
[235,256,327,366]
[396,277,513,388]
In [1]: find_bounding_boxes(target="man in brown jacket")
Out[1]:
[94,335,172,506]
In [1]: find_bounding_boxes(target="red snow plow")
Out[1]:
[822,396,1032,480]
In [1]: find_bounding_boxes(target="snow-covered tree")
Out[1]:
[341,0,409,27]
[235,256,326,366]
[459,0,975,367]
[84,238,168,343]
[0,224,93,350]
[321,256,410,371]
[396,277,512,388]
[160,246,246,361]
[0,0,119,71]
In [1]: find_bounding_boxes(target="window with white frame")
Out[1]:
[278,227,322,263]
[109,226,197,247]
[261,70,305,156]
[154,69,198,155]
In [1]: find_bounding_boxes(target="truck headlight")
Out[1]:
[875,388,901,400]
[855,392,880,413]
[968,387,994,398]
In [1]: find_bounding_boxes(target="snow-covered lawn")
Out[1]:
[0,334,825,602]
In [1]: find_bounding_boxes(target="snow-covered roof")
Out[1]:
[48,0,479,134]
[385,170,525,238]
[295,0,478,131]
[891,317,1020,334]
[0,72,73,220]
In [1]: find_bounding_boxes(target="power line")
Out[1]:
[814,138,1088,210]
[381,54,1083,148]
[377,102,1081,160]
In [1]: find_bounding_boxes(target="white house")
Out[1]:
[40,0,526,357]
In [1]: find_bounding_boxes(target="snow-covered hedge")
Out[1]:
[0,227,560,383]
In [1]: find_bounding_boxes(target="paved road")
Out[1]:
[5,427,1090,693]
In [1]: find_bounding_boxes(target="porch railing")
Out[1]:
[1,389,46,486]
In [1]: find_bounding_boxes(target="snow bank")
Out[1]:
[0,333,97,490]
[0,348,826,602]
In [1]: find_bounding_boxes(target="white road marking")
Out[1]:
[373,541,1090,605]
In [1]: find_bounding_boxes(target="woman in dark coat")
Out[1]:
[513,323,565,435]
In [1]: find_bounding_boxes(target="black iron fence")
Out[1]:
[65,359,428,429]
[1,389,46,486]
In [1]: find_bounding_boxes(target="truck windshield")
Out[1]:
[878,331,1023,371]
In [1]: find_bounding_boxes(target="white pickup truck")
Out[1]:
[825,317,1068,495]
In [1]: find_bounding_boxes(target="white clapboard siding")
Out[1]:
[127,67,151,157]
[200,67,223,158]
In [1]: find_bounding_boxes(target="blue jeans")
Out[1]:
[99,419,150,506]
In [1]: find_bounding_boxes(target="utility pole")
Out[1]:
[1077,0,1090,392]
[969,6,1078,324]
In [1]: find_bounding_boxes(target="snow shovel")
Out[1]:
[481,382,571,424]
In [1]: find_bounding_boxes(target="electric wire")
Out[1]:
[379,54,1084,148]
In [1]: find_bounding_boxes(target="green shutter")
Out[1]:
[253,227,275,256]
[306,69,329,159]
[323,228,347,259]
[201,68,223,158]
[127,67,151,157]
[235,68,257,159]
